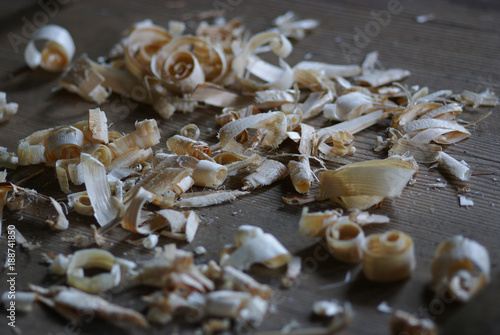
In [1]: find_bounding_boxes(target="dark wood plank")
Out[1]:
[1,0,499,334]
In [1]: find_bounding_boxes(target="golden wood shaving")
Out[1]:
[325,221,365,263]
[241,159,288,191]
[362,230,416,282]
[318,156,417,210]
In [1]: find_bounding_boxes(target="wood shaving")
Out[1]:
[220,225,291,270]
[431,236,490,302]
[30,285,148,327]
[25,25,75,72]
[2,10,497,334]
[318,156,418,210]
[66,248,121,293]
[0,92,18,123]
[362,230,416,282]
[390,309,437,335]
[458,195,474,207]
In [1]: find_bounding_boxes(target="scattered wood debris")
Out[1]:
[0,9,496,335]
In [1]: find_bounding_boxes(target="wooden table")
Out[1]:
[1,0,499,334]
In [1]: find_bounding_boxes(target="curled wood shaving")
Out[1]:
[255,89,295,108]
[315,130,355,161]
[25,25,75,72]
[123,21,172,78]
[241,159,288,191]
[288,158,312,193]
[45,126,84,163]
[323,91,374,121]
[362,230,416,282]
[178,123,200,140]
[167,135,213,161]
[83,143,113,167]
[109,119,160,157]
[192,160,228,188]
[66,248,121,293]
[299,207,389,263]
[219,111,288,149]
[221,225,291,270]
[438,151,471,181]
[431,235,490,302]
[325,221,365,263]
[232,32,293,92]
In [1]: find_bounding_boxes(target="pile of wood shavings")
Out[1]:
[0,11,497,334]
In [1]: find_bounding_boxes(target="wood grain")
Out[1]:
[1,0,499,334]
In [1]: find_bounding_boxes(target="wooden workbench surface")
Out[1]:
[1,0,499,334]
